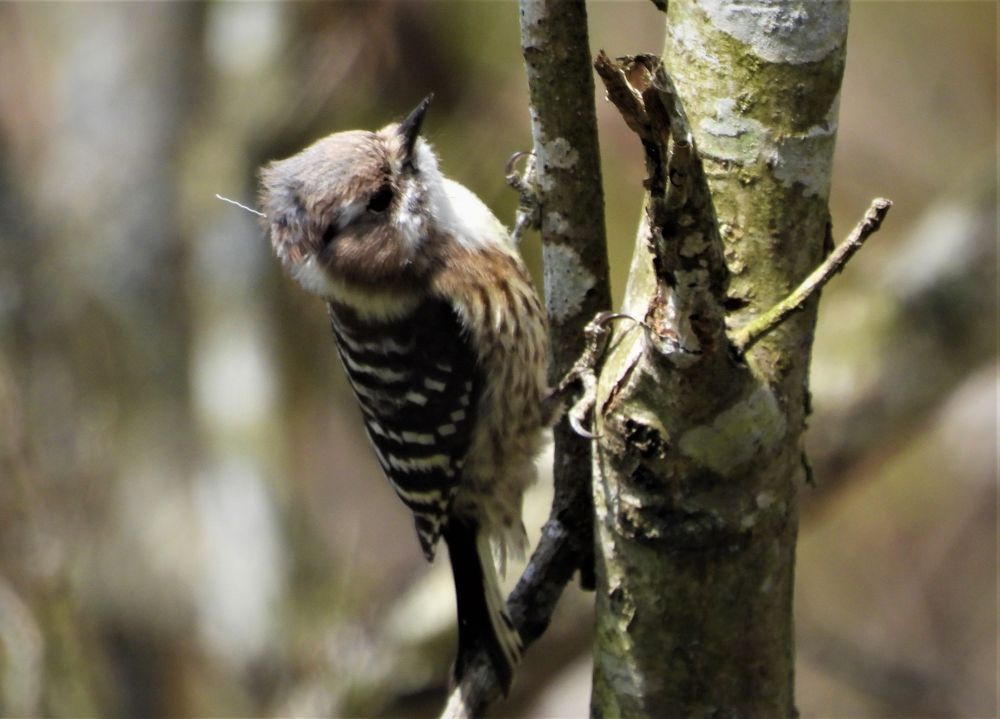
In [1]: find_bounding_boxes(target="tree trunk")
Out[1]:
[522,0,611,593]
[439,2,611,715]
[591,2,849,716]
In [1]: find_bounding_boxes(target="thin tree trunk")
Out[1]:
[440,1,610,715]
[591,2,849,716]
[522,0,611,594]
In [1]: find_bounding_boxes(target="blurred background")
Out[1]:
[0,2,994,717]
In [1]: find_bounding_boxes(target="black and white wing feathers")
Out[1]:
[327,298,479,559]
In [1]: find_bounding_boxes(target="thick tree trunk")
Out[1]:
[591,2,849,716]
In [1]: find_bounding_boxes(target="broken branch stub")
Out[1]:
[595,52,728,359]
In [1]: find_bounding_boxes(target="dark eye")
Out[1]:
[322,223,338,246]
[367,185,394,213]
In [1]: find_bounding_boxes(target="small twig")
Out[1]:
[548,312,631,438]
[541,311,686,439]
[731,198,893,355]
[215,193,266,218]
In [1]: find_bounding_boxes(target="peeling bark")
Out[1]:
[590,2,850,716]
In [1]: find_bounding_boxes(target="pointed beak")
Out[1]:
[398,93,434,163]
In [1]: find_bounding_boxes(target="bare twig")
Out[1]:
[731,198,893,355]
[544,312,635,439]
[215,193,266,218]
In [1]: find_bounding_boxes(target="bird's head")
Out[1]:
[259,95,445,295]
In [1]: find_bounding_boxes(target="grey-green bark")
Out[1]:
[591,3,849,717]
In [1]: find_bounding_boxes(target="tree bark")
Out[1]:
[522,0,611,592]
[591,3,849,717]
[440,1,610,715]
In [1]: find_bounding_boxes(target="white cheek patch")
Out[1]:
[436,178,509,251]
[394,183,426,252]
[291,256,339,296]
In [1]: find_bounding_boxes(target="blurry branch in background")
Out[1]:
[0,5,206,716]
[0,359,44,718]
[441,0,611,716]
[800,623,959,715]
[732,198,893,355]
[805,170,998,507]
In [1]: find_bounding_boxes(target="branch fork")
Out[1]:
[594,53,893,361]
[441,30,891,719]
[731,198,893,355]
[546,311,684,439]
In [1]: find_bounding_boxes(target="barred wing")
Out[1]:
[327,298,479,559]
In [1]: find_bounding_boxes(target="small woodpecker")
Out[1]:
[258,96,550,693]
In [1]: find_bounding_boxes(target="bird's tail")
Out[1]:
[442,516,522,695]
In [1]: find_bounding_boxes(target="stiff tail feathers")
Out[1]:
[442,517,523,695]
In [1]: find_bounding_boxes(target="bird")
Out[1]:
[257,95,550,693]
